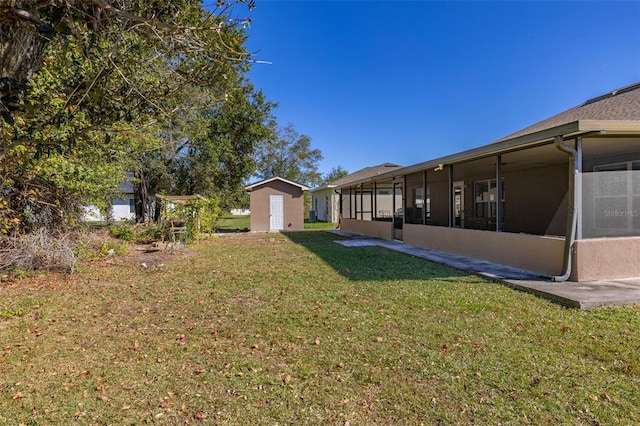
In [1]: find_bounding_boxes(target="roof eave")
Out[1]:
[336,119,640,190]
[333,167,404,190]
[336,121,587,189]
[577,119,640,133]
[245,176,309,191]
[310,184,336,193]
[385,122,587,181]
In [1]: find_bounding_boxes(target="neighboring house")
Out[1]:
[84,180,135,221]
[337,82,640,282]
[245,177,309,232]
[310,163,403,223]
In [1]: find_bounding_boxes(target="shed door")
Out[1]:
[269,194,284,231]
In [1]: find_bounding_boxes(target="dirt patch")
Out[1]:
[227,292,261,305]
[127,243,192,264]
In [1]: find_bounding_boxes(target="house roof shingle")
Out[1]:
[493,82,640,143]
[358,82,640,183]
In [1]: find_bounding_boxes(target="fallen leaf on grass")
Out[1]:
[600,393,612,401]
[195,411,208,419]
[284,374,292,384]
[12,392,24,400]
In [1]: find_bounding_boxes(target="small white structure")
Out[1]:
[84,180,135,221]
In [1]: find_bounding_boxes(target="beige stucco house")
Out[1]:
[310,163,403,223]
[245,177,309,232]
[337,82,640,282]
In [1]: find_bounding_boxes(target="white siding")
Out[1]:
[84,195,135,221]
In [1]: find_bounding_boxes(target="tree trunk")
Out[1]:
[0,2,52,82]
[134,171,147,223]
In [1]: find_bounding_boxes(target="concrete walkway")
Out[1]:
[327,230,640,309]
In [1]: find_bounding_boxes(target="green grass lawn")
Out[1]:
[1,231,639,424]
[304,220,337,230]
[216,214,250,231]
[216,215,335,231]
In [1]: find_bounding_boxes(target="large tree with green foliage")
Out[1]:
[167,84,276,212]
[254,123,323,187]
[0,0,267,232]
[322,165,349,185]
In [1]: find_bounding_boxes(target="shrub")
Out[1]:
[74,231,129,261]
[108,223,134,241]
[132,223,163,243]
[163,197,221,242]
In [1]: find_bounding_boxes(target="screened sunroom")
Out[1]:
[338,83,640,281]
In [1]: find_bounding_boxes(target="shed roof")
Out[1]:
[244,176,309,192]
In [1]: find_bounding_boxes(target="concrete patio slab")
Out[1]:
[335,240,379,247]
[328,230,640,309]
[505,278,640,309]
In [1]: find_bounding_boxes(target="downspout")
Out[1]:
[553,135,578,282]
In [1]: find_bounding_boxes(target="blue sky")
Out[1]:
[240,1,640,177]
